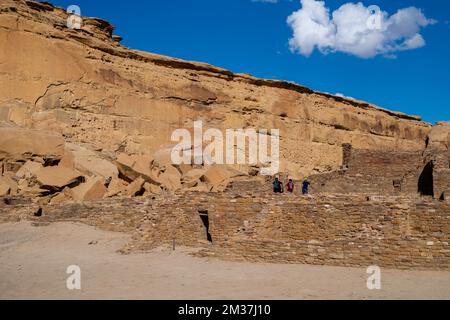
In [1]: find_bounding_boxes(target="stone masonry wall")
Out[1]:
[432,151,450,201]
[2,188,450,270]
[311,148,426,195]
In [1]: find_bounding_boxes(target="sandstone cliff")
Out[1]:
[1,1,433,170]
[1,0,448,204]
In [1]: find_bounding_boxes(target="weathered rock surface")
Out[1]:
[60,143,118,181]
[0,0,434,181]
[158,165,182,191]
[0,180,12,197]
[116,153,160,185]
[428,122,450,150]
[0,174,18,196]
[0,0,448,205]
[106,177,128,198]
[50,187,73,205]
[181,168,207,188]
[0,1,449,271]
[143,182,162,195]
[15,161,43,180]
[71,177,107,202]
[0,126,64,161]
[202,165,246,192]
[36,166,84,191]
[125,177,145,197]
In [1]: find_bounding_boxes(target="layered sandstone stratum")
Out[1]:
[0,0,449,204]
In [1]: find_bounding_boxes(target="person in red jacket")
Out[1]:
[286,179,294,193]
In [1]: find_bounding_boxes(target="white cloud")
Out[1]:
[335,92,355,100]
[287,0,436,58]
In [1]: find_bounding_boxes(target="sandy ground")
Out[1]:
[1,222,450,300]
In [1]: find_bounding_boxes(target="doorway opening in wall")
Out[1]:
[393,179,402,192]
[418,161,434,197]
[198,210,213,243]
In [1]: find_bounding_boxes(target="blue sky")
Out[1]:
[47,0,449,123]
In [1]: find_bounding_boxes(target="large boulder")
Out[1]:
[152,147,186,170]
[201,165,245,192]
[148,148,183,191]
[186,184,211,193]
[71,177,107,202]
[36,166,84,191]
[124,177,145,197]
[143,182,162,195]
[181,168,207,188]
[50,187,73,205]
[15,161,43,180]
[116,153,160,185]
[0,185,10,197]
[152,148,174,167]
[158,165,182,191]
[18,185,48,197]
[59,143,118,181]
[0,179,11,196]
[106,177,128,197]
[0,174,18,196]
[0,127,64,161]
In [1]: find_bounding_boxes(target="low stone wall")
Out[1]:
[1,189,450,270]
[196,193,450,270]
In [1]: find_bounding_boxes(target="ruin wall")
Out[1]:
[2,190,450,270]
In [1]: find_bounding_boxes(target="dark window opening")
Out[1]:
[34,207,43,217]
[418,161,434,197]
[393,179,402,191]
[439,192,445,201]
[198,210,212,243]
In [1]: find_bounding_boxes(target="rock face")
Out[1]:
[115,153,159,185]
[36,166,84,191]
[428,122,450,150]
[0,126,64,161]
[59,143,118,181]
[202,165,245,192]
[15,161,43,180]
[0,0,433,181]
[106,177,128,198]
[71,177,107,202]
[125,176,145,197]
[0,176,16,196]
[0,0,448,205]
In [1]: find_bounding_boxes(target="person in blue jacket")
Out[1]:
[302,177,311,195]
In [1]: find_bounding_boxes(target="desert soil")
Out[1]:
[1,222,449,300]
